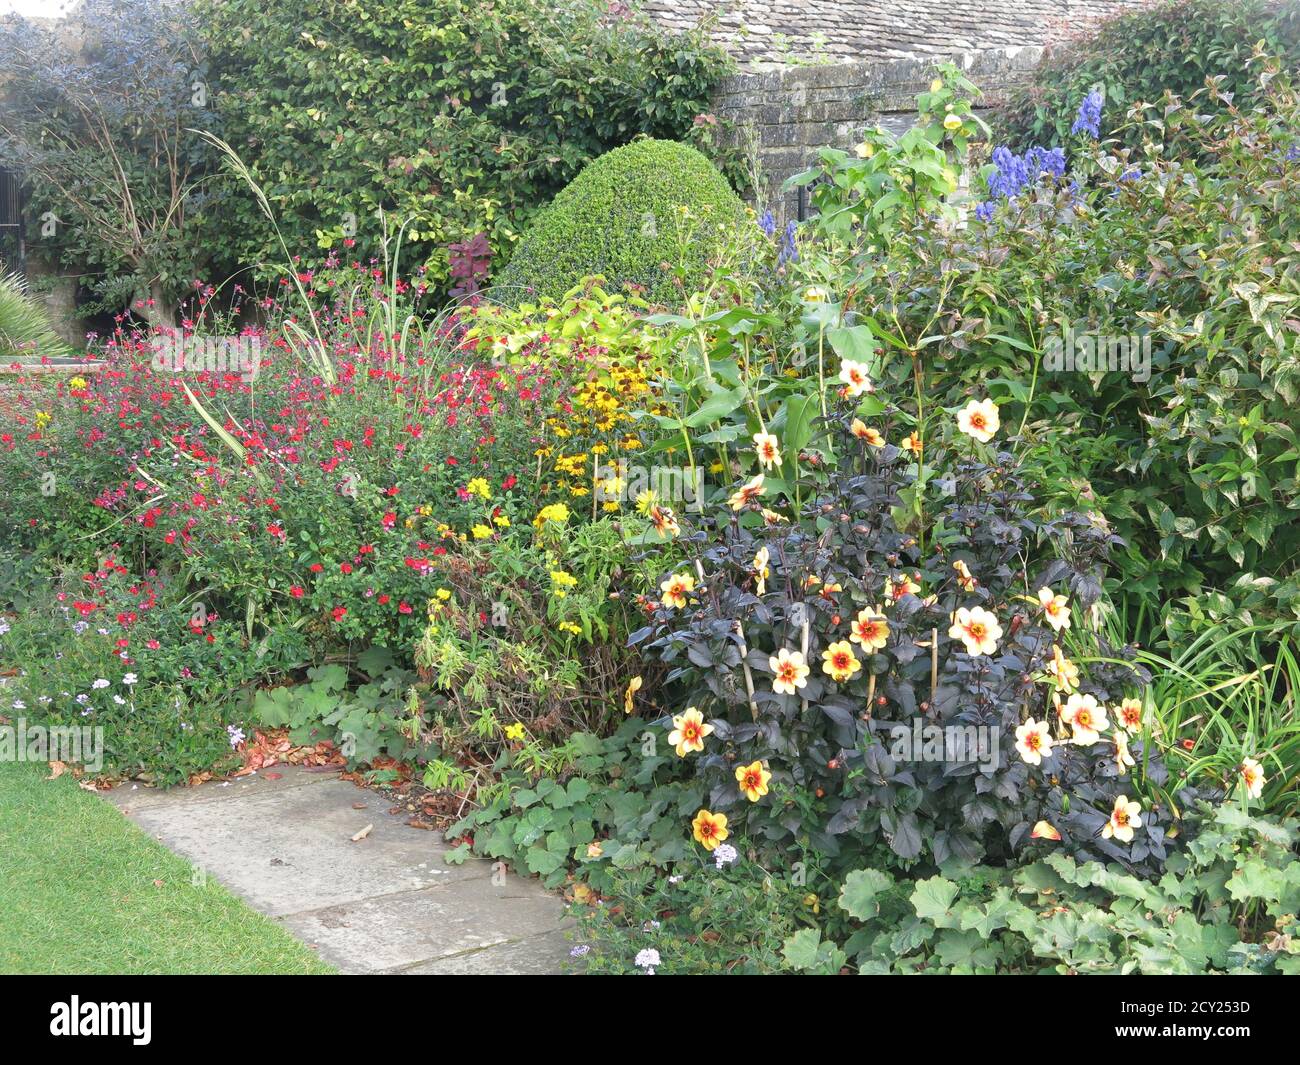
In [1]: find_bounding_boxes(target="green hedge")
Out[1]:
[495,138,749,307]
[998,0,1300,150]
[197,0,732,298]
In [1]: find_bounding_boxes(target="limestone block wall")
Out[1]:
[712,47,1044,217]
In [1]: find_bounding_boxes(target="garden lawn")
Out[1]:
[0,759,334,974]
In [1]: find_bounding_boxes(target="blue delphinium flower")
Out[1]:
[1119,167,1142,182]
[988,146,1031,199]
[778,219,799,266]
[1072,90,1104,138]
[981,144,1068,215]
[974,201,997,223]
[758,208,776,237]
[1026,145,1067,180]
[1286,145,1300,162]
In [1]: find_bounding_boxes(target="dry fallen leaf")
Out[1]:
[351,802,367,810]
[351,823,374,842]
[46,761,67,780]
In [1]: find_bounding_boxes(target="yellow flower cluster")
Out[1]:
[549,569,577,598]
[543,360,655,506]
[533,503,570,531]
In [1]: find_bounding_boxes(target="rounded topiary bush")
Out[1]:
[496,138,748,307]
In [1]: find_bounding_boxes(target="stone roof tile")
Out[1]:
[639,0,1153,67]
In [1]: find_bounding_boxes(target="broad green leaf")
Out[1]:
[911,875,960,927]
[839,868,895,920]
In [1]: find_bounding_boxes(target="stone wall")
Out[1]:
[713,47,1043,218]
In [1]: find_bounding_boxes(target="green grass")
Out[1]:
[0,759,335,974]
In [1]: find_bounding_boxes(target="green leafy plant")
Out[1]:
[464,282,661,371]
[787,804,1300,974]
[0,271,72,358]
[575,854,804,974]
[998,0,1300,151]
[1124,623,1300,818]
[250,651,427,766]
[789,56,1300,631]
[415,516,644,806]
[790,62,987,246]
[0,561,271,784]
[446,718,703,888]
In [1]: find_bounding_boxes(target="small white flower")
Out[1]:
[113,695,126,705]
[122,673,138,686]
[226,724,246,749]
[92,678,110,690]
[712,843,739,868]
[838,359,874,397]
[75,693,90,705]
[11,699,26,710]
[634,948,661,972]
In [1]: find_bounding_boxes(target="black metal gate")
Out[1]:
[0,167,24,276]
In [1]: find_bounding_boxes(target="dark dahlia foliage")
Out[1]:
[633,408,1187,873]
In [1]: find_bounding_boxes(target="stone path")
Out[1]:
[102,765,574,974]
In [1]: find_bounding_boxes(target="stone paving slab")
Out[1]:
[105,763,340,813]
[102,765,573,975]
[281,878,571,974]
[401,928,574,975]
